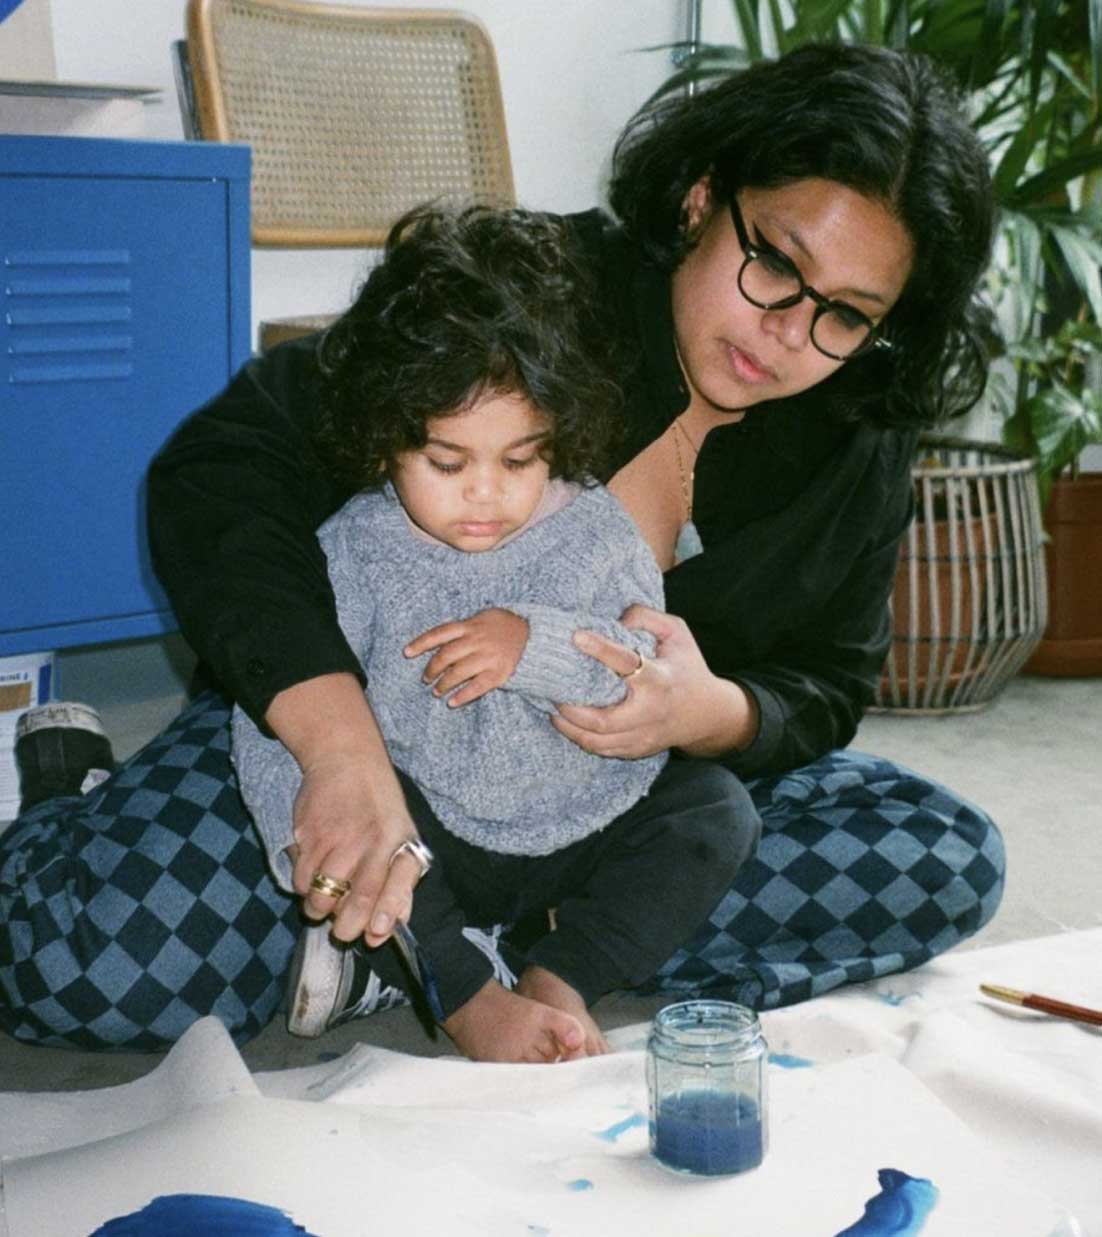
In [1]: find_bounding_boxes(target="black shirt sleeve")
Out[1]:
[147,335,361,730]
[724,472,914,777]
[665,421,918,780]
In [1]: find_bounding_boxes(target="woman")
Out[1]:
[0,43,1004,1051]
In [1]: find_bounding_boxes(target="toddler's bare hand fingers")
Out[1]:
[421,644,466,684]
[445,672,498,707]
[431,652,487,697]
[404,622,463,658]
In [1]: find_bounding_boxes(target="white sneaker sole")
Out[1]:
[285,922,345,1039]
[16,701,107,740]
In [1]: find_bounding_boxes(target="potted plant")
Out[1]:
[651,0,1102,694]
[998,319,1102,673]
[976,4,1102,675]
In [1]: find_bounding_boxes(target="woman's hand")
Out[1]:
[267,674,426,949]
[289,751,424,948]
[551,606,759,758]
[405,608,529,706]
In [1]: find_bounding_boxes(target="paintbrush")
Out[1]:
[391,918,446,1032]
[980,983,1102,1028]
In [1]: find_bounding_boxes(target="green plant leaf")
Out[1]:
[1049,221,1102,325]
[883,0,911,47]
[1025,379,1102,505]
[1009,147,1102,207]
[990,94,1058,198]
[1092,0,1102,97]
[732,0,765,60]
[970,0,1012,85]
[995,211,1044,342]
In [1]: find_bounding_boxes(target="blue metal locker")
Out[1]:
[0,136,251,654]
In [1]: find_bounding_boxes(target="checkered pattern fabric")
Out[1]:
[0,694,298,1051]
[0,692,1004,1051]
[643,752,1005,1008]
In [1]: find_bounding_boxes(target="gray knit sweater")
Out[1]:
[231,482,668,890]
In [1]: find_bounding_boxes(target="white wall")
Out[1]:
[49,0,687,344]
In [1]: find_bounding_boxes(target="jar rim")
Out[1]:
[651,1000,761,1051]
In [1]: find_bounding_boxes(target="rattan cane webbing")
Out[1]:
[190,0,515,246]
[873,436,1048,713]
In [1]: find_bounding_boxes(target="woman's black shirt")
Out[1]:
[147,210,916,779]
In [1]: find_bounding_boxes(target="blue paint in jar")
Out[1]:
[651,1090,764,1176]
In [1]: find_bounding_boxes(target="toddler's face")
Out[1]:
[389,391,552,552]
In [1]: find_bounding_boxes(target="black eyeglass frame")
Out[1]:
[727,197,893,361]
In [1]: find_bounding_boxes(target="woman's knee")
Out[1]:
[755,749,1006,936]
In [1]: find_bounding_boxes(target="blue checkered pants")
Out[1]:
[0,691,1004,1050]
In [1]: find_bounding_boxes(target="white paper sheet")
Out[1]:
[2,929,1098,1236]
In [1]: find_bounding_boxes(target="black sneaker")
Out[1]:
[285,922,407,1038]
[15,702,115,813]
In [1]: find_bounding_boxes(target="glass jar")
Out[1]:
[646,999,768,1177]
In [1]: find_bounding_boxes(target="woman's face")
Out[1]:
[670,176,914,414]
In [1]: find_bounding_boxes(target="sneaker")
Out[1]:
[285,922,406,1038]
[15,702,115,814]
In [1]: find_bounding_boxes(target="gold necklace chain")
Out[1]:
[671,416,700,523]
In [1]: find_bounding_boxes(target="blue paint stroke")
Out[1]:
[593,1112,647,1142]
[566,1178,594,1192]
[769,1051,814,1069]
[0,1,26,25]
[877,991,908,1007]
[91,1194,317,1235]
[834,1169,939,1236]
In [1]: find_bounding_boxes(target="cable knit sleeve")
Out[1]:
[229,495,381,892]
[505,490,664,709]
[229,706,301,892]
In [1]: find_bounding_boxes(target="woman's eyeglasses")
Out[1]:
[728,198,892,361]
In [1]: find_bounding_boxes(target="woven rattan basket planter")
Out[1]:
[873,436,1048,713]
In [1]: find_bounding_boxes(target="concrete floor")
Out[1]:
[1,672,1098,1092]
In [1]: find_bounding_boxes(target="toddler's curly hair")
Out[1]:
[313,204,622,489]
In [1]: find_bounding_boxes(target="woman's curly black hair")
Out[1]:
[313,205,622,491]
[608,43,996,429]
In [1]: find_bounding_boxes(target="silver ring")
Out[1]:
[388,837,434,881]
[621,650,647,680]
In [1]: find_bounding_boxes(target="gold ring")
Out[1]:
[388,837,434,881]
[621,650,647,680]
[309,871,352,899]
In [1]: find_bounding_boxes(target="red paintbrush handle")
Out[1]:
[1021,993,1102,1027]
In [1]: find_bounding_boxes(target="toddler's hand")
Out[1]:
[405,608,529,706]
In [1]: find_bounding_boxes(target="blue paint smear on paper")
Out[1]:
[91,1194,318,1235]
[769,1051,814,1068]
[593,1112,647,1141]
[834,1169,939,1236]
[566,1178,594,1192]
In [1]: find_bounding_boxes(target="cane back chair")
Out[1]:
[184,0,515,350]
